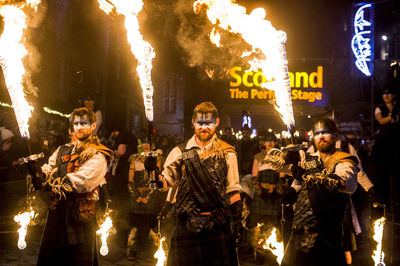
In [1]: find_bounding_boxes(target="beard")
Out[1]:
[315,139,335,153]
[195,128,215,142]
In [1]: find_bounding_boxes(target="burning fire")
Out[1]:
[96,216,113,256]
[98,0,155,122]
[0,0,41,139]
[14,208,36,249]
[372,217,385,266]
[261,227,284,265]
[154,236,166,266]
[194,0,295,129]
[210,27,221,47]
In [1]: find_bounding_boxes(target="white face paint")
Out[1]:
[73,117,91,132]
[73,116,92,141]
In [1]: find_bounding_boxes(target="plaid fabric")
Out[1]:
[37,201,98,266]
[167,218,238,266]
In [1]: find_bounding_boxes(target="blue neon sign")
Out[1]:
[351,3,374,76]
[242,115,252,128]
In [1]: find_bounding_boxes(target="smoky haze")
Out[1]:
[174,0,255,81]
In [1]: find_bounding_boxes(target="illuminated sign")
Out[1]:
[229,66,326,105]
[351,3,374,76]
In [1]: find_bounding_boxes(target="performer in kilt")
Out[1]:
[27,107,112,266]
[159,102,242,266]
[282,118,358,266]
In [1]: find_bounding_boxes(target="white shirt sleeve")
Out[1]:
[375,107,382,116]
[67,153,107,193]
[225,152,241,193]
[335,162,358,194]
[41,147,60,176]
[161,146,182,186]
[347,143,374,191]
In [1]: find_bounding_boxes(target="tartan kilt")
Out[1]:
[167,218,238,266]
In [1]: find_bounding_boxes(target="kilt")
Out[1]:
[37,200,98,266]
[167,217,238,266]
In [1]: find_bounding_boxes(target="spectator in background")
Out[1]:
[107,125,138,250]
[238,126,257,175]
[220,127,236,146]
[158,135,173,156]
[372,87,399,203]
[83,95,102,136]
[0,127,17,181]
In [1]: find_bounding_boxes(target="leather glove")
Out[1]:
[230,200,244,248]
[27,161,45,190]
[291,164,304,181]
[368,187,385,208]
[282,186,298,205]
[157,201,174,220]
[286,150,300,165]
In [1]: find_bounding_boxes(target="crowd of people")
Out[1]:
[0,87,398,265]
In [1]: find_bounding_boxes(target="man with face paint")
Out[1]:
[27,107,112,265]
[281,118,358,266]
[159,102,242,266]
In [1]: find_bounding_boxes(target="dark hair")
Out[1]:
[192,102,218,120]
[313,118,338,134]
[71,107,95,124]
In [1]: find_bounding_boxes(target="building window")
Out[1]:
[163,78,177,113]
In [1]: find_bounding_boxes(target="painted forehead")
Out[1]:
[194,112,216,122]
[73,115,91,124]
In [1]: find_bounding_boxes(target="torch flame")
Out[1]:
[98,0,155,122]
[0,2,40,139]
[262,227,284,265]
[14,209,35,249]
[154,236,166,266]
[210,27,221,47]
[194,0,295,129]
[372,217,386,266]
[96,216,113,256]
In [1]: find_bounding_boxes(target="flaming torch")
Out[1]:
[13,207,36,249]
[96,214,113,256]
[372,217,386,266]
[194,0,295,131]
[0,0,40,139]
[0,0,42,250]
[154,236,166,266]
[260,227,284,265]
[98,0,155,122]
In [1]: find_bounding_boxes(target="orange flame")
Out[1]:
[98,0,155,121]
[262,227,284,265]
[0,1,40,138]
[210,27,221,47]
[154,236,166,266]
[194,0,295,128]
[372,217,385,266]
[96,215,113,256]
[14,208,36,249]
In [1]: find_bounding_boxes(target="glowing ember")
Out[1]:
[98,0,155,122]
[372,217,386,266]
[154,237,166,266]
[0,1,41,139]
[14,209,35,249]
[262,227,284,265]
[194,0,295,129]
[96,216,113,256]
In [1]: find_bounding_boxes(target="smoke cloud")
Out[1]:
[174,0,253,80]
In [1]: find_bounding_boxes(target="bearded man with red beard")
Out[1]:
[159,102,242,266]
[28,107,112,266]
[282,118,358,266]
